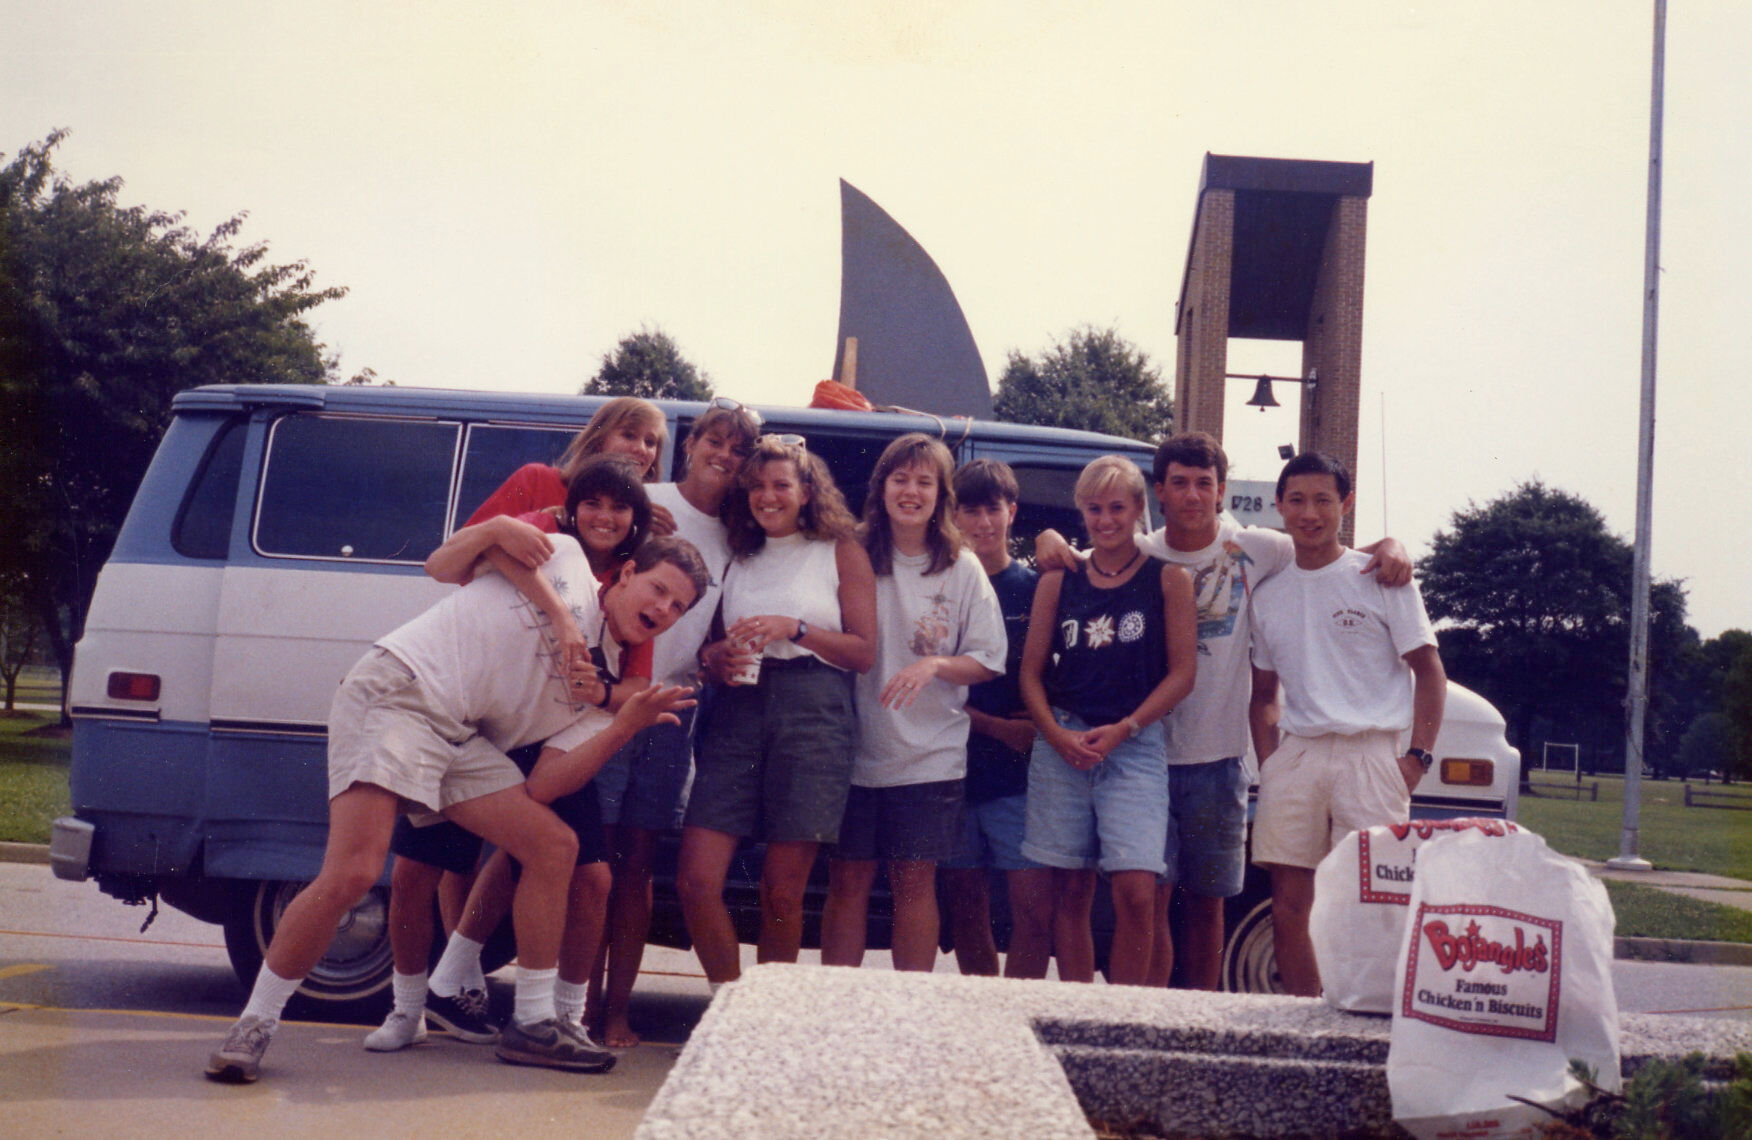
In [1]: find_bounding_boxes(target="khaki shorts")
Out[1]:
[1251,729,1410,870]
[327,648,525,819]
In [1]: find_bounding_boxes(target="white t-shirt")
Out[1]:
[853,548,1007,788]
[720,532,844,665]
[1138,521,1293,764]
[646,483,731,685]
[376,533,612,756]
[1249,547,1437,738]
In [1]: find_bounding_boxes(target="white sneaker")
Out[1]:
[364,1009,429,1052]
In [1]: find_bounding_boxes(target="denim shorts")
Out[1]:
[940,792,1045,872]
[594,706,697,831]
[834,779,965,863]
[684,658,856,843]
[1164,756,1249,897]
[1021,709,1168,875]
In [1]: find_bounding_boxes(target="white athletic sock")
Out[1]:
[512,966,558,1027]
[553,979,587,1026]
[391,970,429,1016]
[240,965,302,1023]
[428,933,485,998]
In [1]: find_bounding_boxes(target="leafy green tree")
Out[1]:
[992,326,1172,442]
[584,327,713,401]
[1675,712,1733,782]
[1723,640,1752,783]
[1420,481,1693,781]
[1,130,349,710]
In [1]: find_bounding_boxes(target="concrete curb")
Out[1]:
[1616,935,1752,967]
[0,842,50,865]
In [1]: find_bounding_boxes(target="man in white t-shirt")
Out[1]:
[204,533,707,1084]
[1248,451,1445,997]
[1035,432,1411,990]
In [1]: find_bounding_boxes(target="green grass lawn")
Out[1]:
[1604,880,1752,944]
[1517,771,1752,881]
[1518,772,1752,944]
[0,709,70,844]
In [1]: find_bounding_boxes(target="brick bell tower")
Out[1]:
[1173,154,1373,542]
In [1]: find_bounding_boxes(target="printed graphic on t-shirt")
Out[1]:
[1331,606,1370,633]
[909,587,954,657]
[508,565,593,714]
[1062,610,1146,652]
[1191,540,1253,653]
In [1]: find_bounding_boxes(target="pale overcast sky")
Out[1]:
[5,1,1748,638]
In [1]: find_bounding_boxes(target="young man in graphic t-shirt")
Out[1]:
[1248,451,1445,997]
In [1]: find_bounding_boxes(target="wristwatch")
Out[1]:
[791,619,809,642]
[1406,747,1434,770]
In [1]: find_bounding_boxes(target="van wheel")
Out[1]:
[1221,897,1284,994]
[223,880,395,1021]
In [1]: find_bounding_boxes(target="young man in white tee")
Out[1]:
[203,532,707,1083]
[1037,431,1411,989]
[1247,451,1445,997]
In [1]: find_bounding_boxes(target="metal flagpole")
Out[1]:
[1609,0,1666,872]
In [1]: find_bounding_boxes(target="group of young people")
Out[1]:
[206,394,1446,1087]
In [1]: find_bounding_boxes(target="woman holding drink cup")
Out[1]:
[676,434,877,989]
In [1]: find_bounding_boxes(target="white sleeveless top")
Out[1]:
[719,531,844,666]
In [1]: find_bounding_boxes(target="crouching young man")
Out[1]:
[203,533,708,1083]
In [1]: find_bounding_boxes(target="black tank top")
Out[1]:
[1045,557,1168,726]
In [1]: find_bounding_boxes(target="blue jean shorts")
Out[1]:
[1021,709,1168,875]
[1164,756,1248,897]
[940,792,1045,872]
[595,706,697,831]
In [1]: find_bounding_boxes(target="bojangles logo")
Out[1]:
[1422,918,1550,976]
[1388,818,1516,842]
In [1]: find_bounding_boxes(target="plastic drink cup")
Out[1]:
[729,634,763,686]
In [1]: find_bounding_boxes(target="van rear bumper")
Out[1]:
[49,817,95,881]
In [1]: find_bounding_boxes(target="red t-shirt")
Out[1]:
[464,464,569,528]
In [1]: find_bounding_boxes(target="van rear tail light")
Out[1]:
[1440,758,1493,787]
[107,672,162,702]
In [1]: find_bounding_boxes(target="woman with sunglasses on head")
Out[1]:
[676,434,877,990]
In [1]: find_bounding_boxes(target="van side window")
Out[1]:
[453,424,580,531]
[172,419,246,559]
[255,414,461,562]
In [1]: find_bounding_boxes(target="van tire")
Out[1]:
[223,880,396,1021]
[1220,895,1284,994]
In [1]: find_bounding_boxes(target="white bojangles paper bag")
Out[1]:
[1311,818,1521,1013]
[1387,828,1619,1140]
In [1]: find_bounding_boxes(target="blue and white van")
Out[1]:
[52,382,1519,1011]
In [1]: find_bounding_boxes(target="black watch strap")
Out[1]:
[1406,747,1434,770]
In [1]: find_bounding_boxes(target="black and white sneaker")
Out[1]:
[494,1017,616,1073]
[425,987,498,1044]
